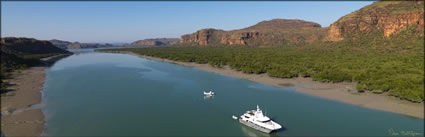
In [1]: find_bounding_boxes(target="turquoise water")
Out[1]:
[41,52,424,136]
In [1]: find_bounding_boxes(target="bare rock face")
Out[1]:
[220,32,262,45]
[180,19,323,46]
[326,1,424,41]
[382,11,424,37]
[180,29,223,46]
[181,30,265,46]
[326,24,344,41]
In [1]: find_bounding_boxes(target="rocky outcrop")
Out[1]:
[131,38,179,47]
[180,19,324,46]
[382,11,424,37]
[180,29,224,46]
[325,1,424,41]
[220,32,262,45]
[326,24,344,41]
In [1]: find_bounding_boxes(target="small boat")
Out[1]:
[232,115,238,120]
[203,91,215,96]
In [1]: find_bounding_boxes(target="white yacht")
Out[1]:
[203,91,215,96]
[238,105,282,133]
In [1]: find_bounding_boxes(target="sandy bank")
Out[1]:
[1,67,46,136]
[1,54,70,136]
[118,51,424,119]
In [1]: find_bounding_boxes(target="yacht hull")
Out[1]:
[239,118,273,133]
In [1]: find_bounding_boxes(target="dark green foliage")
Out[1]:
[1,37,70,55]
[101,47,424,102]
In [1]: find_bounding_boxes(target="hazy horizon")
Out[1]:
[1,1,373,43]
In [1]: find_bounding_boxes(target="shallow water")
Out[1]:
[41,52,424,136]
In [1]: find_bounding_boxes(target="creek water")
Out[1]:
[41,52,424,136]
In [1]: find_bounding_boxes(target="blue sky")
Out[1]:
[1,2,373,43]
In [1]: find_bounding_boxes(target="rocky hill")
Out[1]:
[181,1,424,51]
[320,1,424,53]
[130,38,179,47]
[180,19,326,46]
[1,37,71,87]
[1,37,70,56]
[325,1,424,41]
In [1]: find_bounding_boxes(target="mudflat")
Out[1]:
[1,66,46,136]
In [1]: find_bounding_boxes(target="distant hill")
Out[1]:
[130,38,179,47]
[66,42,114,49]
[49,39,116,49]
[180,19,327,46]
[109,42,128,46]
[49,39,72,49]
[2,37,70,56]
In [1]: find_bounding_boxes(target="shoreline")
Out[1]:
[1,54,70,136]
[1,67,46,136]
[118,51,424,119]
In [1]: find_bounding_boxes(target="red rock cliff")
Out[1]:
[180,19,324,46]
[326,1,424,41]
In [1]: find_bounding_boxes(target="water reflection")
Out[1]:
[240,124,280,137]
[67,48,96,53]
[203,95,214,100]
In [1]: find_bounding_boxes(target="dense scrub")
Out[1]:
[101,47,424,102]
